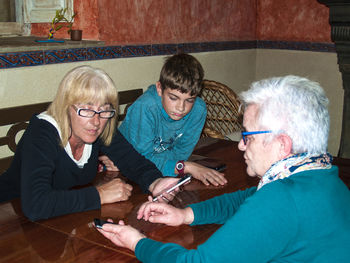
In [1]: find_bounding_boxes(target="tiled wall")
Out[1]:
[0,40,343,155]
[0,40,336,69]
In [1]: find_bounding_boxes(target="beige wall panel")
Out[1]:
[255,49,343,156]
[0,50,255,108]
[0,50,253,157]
[0,49,342,157]
[195,50,257,95]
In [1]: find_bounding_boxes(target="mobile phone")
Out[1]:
[94,218,117,229]
[152,174,192,202]
[194,158,226,172]
[213,164,226,172]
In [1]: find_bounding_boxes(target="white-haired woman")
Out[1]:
[0,65,177,221]
[97,75,350,262]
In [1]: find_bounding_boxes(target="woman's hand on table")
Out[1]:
[137,196,194,226]
[97,178,133,204]
[98,155,120,172]
[185,161,227,186]
[97,219,145,251]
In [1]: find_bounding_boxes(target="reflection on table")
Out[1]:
[0,138,261,262]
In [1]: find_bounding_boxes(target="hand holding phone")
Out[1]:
[94,218,118,229]
[152,174,191,202]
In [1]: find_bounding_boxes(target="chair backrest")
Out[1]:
[117,89,143,122]
[0,102,51,174]
[333,157,350,189]
[200,80,243,139]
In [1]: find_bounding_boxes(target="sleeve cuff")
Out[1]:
[163,160,177,177]
[135,238,162,262]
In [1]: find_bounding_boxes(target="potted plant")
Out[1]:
[48,8,81,41]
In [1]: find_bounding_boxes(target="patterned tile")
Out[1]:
[86,46,122,60]
[0,41,336,69]
[178,42,203,54]
[257,41,336,52]
[44,48,86,64]
[151,44,178,56]
[122,45,152,57]
[200,41,256,52]
[238,41,257,49]
[0,51,44,68]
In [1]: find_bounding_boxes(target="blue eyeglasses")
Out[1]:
[241,130,272,145]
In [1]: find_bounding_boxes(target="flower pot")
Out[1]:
[70,29,82,41]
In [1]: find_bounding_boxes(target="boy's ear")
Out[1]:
[156,82,163,96]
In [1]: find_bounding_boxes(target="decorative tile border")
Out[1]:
[86,46,122,60]
[0,40,336,69]
[257,41,336,52]
[122,45,152,57]
[151,44,177,56]
[45,48,86,64]
[0,51,44,68]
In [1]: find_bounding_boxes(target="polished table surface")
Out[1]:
[1,138,349,262]
[1,138,257,262]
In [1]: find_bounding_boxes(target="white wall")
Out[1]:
[0,51,256,107]
[0,49,343,156]
[255,49,343,156]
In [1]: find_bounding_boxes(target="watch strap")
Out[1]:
[176,160,185,177]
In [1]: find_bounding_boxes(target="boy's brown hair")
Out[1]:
[159,53,204,96]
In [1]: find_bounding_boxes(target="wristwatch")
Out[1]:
[175,160,185,177]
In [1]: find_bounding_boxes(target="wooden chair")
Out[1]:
[333,157,350,189]
[200,80,243,139]
[117,88,143,122]
[0,102,51,174]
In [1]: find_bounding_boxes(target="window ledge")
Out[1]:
[0,36,105,53]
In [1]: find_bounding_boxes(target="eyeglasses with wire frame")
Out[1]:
[73,105,116,119]
[241,130,272,145]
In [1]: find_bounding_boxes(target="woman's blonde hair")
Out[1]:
[47,65,118,147]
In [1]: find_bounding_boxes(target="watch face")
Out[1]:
[176,162,184,170]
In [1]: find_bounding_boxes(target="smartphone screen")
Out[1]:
[152,174,192,202]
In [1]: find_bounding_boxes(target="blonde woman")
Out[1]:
[0,65,177,221]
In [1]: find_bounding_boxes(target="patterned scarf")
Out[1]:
[257,152,333,190]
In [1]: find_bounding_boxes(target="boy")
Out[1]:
[101,54,226,186]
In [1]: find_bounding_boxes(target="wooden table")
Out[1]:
[0,138,255,262]
[1,138,348,262]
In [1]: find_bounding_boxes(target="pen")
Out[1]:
[153,174,192,202]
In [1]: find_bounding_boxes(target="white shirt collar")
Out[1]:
[37,112,92,168]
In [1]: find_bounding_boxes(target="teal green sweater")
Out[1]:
[119,85,207,177]
[135,166,350,262]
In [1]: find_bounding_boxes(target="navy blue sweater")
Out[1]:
[0,115,162,221]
